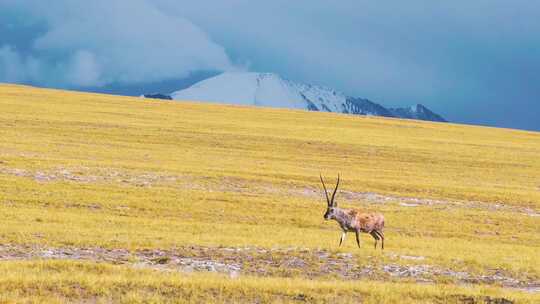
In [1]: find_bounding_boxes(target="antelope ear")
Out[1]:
[333,200,338,207]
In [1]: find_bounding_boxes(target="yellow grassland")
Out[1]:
[0,260,537,304]
[0,84,539,303]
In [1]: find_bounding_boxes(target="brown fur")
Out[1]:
[352,210,385,232]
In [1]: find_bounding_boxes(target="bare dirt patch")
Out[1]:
[0,165,183,187]
[0,244,537,292]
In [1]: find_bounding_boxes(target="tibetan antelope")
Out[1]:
[320,174,385,250]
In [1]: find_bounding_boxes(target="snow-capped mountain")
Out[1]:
[144,72,446,122]
[389,104,447,122]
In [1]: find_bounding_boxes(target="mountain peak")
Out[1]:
[389,104,447,122]
[415,104,430,112]
[171,72,309,109]
[154,72,447,122]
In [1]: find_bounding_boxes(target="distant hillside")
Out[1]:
[144,72,447,122]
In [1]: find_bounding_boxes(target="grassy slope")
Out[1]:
[0,84,539,303]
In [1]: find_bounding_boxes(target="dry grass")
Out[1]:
[0,84,539,302]
[0,260,537,304]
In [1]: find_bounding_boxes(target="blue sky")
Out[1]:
[1,1,539,130]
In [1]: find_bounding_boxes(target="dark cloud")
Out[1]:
[1,1,539,130]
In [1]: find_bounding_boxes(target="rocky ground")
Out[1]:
[0,244,537,294]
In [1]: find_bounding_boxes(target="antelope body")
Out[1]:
[320,174,385,250]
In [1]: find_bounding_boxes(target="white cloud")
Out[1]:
[0,0,234,87]
[66,50,102,87]
[0,45,42,83]
[0,46,26,82]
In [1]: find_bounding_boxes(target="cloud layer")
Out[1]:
[0,0,233,87]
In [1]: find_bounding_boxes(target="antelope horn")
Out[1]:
[320,174,330,206]
[330,173,340,206]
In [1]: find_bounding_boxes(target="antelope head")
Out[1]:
[320,174,340,220]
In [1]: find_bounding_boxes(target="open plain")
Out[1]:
[0,84,539,303]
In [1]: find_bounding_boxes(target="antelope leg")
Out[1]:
[370,231,379,249]
[375,230,384,250]
[355,230,361,248]
[339,232,346,247]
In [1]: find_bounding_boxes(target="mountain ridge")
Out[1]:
[144,72,447,122]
